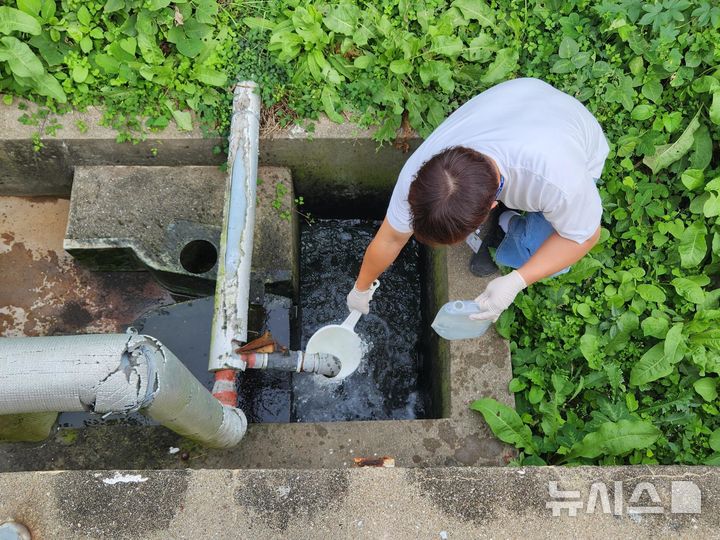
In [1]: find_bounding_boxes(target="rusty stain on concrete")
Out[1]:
[0,196,173,337]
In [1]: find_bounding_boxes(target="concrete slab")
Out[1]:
[63,165,297,297]
[0,466,717,539]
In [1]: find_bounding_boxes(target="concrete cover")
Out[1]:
[0,466,717,539]
[64,165,297,297]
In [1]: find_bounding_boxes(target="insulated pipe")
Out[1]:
[243,351,342,378]
[209,81,260,371]
[0,334,247,448]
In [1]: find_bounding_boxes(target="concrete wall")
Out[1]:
[0,100,419,206]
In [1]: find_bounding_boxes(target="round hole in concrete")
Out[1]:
[179,240,217,274]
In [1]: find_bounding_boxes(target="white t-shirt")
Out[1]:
[386,78,609,243]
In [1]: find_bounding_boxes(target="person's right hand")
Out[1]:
[347,284,373,315]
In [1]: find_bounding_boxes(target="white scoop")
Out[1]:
[305,280,379,380]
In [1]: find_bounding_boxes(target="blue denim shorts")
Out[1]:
[494,212,570,277]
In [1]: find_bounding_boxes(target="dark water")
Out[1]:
[294,219,426,422]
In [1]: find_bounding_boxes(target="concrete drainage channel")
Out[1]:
[2,92,720,538]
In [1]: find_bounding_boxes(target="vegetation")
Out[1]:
[1,0,719,465]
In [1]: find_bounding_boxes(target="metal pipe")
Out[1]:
[209,81,261,371]
[0,334,247,448]
[243,351,342,378]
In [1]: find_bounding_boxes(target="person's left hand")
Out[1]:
[471,270,527,322]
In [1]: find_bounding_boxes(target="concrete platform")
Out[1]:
[0,466,717,539]
[64,165,297,297]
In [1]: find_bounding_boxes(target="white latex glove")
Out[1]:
[471,270,527,322]
[347,284,373,315]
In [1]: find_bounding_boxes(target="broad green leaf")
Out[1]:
[0,6,42,35]
[353,55,373,69]
[192,66,226,87]
[480,48,518,84]
[705,453,720,466]
[558,37,579,59]
[630,342,671,386]
[643,111,701,174]
[94,53,120,73]
[194,0,218,24]
[389,59,412,74]
[147,0,172,9]
[591,61,612,78]
[672,277,706,304]
[690,124,713,169]
[508,377,526,393]
[664,323,686,363]
[631,104,655,121]
[451,0,495,26]
[40,0,55,20]
[563,257,603,282]
[678,221,707,268]
[30,72,66,102]
[431,35,464,57]
[104,0,125,13]
[243,17,275,30]
[463,33,494,62]
[80,35,93,53]
[418,60,454,92]
[550,58,574,74]
[637,284,666,303]
[711,91,720,126]
[470,398,536,454]
[0,36,43,78]
[641,79,662,103]
[171,110,192,131]
[71,64,88,83]
[528,385,544,404]
[165,101,192,131]
[704,194,720,218]
[681,168,704,191]
[606,311,639,354]
[323,4,359,35]
[77,5,91,26]
[321,86,343,123]
[710,429,720,452]
[569,419,661,458]
[690,329,720,351]
[580,332,602,369]
[694,377,718,402]
[626,393,639,412]
[642,316,669,338]
[17,0,41,16]
[167,27,203,58]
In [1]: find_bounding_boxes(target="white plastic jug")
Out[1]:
[431,300,492,340]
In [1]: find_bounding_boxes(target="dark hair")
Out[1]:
[408,146,499,245]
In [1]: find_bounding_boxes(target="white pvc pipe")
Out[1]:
[208,81,260,371]
[0,334,247,448]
